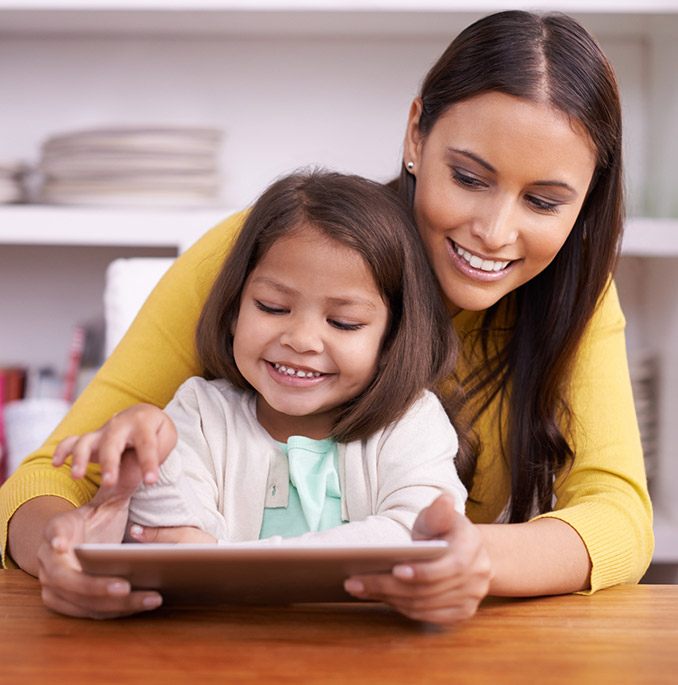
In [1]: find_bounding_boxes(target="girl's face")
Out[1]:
[405,91,597,313]
[233,225,389,441]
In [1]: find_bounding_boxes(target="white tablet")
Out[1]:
[75,541,449,604]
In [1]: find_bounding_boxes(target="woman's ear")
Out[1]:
[403,97,424,171]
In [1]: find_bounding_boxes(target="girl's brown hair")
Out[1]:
[197,169,457,443]
[396,10,625,521]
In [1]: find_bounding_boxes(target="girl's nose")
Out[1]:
[470,198,519,252]
[279,317,324,354]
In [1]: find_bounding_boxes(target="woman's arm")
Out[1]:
[478,518,590,595]
[533,281,653,591]
[0,211,246,570]
[343,495,590,623]
[8,496,75,575]
[346,283,652,623]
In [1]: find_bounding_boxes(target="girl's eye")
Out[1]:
[526,195,561,214]
[255,300,287,314]
[328,319,365,332]
[452,168,487,190]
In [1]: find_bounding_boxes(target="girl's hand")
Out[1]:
[38,451,164,619]
[344,494,493,625]
[52,403,177,488]
[127,523,217,544]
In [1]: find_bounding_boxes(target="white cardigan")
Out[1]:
[129,377,467,544]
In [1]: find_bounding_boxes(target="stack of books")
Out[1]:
[37,126,222,207]
[0,162,25,203]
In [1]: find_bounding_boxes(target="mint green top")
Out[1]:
[259,436,343,539]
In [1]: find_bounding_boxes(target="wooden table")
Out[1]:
[0,570,676,684]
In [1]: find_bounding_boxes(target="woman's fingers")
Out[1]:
[39,554,162,620]
[38,496,164,619]
[411,493,461,541]
[344,498,492,627]
[41,586,162,620]
[391,601,480,625]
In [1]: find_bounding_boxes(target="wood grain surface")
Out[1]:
[1,570,676,684]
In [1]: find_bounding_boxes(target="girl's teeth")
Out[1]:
[454,243,510,272]
[273,363,321,378]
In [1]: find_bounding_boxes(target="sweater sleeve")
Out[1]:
[280,392,467,546]
[0,211,246,568]
[128,378,229,541]
[533,281,654,592]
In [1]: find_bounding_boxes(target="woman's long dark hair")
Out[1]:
[397,11,624,521]
[197,169,457,444]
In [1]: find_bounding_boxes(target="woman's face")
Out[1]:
[405,91,597,312]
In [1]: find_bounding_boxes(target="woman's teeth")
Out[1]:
[454,243,511,272]
[274,363,321,378]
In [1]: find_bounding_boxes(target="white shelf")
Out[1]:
[622,218,678,257]
[2,207,677,256]
[0,205,233,251]
[1,2,677,37]
[2,1,677,11]
[654,515,678,563]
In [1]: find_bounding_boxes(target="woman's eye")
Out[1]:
[451,169,487,190]
[328,319,365,332]
[526,195,560,214]
[255,300,287,314]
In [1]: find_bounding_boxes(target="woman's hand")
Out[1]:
[37,451,164,619]
[344,494,493,625]
[52,403,177,488]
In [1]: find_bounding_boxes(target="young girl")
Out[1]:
[53,170,466,550]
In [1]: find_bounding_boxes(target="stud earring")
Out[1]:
[406,161,415,171]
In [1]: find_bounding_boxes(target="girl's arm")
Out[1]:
[0,211,246,570]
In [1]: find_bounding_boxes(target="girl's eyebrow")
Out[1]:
[447,147,578,196]
[325,296,377,310]
[251,276,296,295]
[251,276,377,310]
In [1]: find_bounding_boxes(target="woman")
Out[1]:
[0,10,652,622]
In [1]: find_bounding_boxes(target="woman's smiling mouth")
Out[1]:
[447,239,517,282]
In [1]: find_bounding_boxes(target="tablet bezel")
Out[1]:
[75,541,449,604]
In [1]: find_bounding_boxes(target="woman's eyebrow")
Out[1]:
[447,147,496,173]
[531,179,578,196]
[448,147,577,195]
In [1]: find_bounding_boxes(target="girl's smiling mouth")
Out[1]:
[272,362,323,378]
[265,361,331,386]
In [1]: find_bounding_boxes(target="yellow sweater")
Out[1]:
[0,211,654,590]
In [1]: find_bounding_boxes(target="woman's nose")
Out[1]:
[470,198,519,251]
[279,317,324,354]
